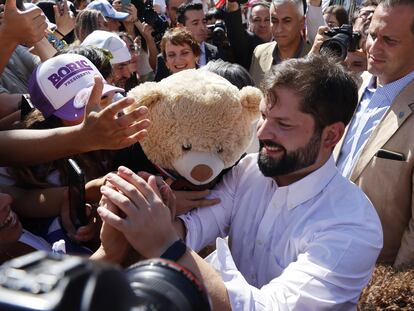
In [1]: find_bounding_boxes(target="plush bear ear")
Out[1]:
[239,86,262,122]
[126,82,164,113]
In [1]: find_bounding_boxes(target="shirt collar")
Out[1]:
[275,156,338,210]
[366,70,414,103]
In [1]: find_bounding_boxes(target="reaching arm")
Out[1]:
[0,77,150,166]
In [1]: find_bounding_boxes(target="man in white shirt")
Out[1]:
[94,55,383,310]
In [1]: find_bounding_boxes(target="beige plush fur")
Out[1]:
[126,69,262,170]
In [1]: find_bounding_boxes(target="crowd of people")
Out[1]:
[0,0,413,309]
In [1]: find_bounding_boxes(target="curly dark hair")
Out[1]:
[358,264,414,310]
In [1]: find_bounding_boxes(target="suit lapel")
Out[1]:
[350,79,414,181]
[260,42,276,73]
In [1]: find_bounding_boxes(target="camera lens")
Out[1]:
[125,259,211,311]
[320,33,350,60]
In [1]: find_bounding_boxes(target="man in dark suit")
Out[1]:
[155,2,220,81]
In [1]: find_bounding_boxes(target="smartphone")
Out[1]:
[67,158,88,227]
[121,0,131,11]
[20,94,35,121]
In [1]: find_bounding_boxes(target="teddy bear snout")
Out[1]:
[190,165,213,182]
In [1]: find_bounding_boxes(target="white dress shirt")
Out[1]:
[179,154,383,310]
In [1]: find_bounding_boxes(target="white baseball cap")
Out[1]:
[86,0,129,20]
[81,30,131,64]
[28,54,124,121]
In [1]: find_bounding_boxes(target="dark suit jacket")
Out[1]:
[154,42,219,82]
[224,8,264,70]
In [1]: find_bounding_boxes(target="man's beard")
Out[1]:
[258,131,322,177]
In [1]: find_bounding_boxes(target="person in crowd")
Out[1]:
[7,54,124,187]
[344,0,378,81]
[202,59,255,90]
[0,188,99,263]
[165,0,186,27]
[86,0,129,32]
[335,0,414,268]
[74,9,109,43]
[155,2,219,81]
[58,45,113,82]
[0,78,149,167]
[322,4,348,27]
[0,11,150,166]
[82,30,132,89]
[93,55,383,310]
[249,0,312,86]
[224,0,272,70]
[160,28,201,76]
[36,0,76,44]
[118,32,141,91]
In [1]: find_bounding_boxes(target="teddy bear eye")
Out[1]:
[217,146,223,153]
[182,143,192,151]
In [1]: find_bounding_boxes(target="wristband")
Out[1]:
[160,239,186,262]
[55,29,65,38]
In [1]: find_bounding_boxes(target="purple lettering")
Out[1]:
[66,63,79,72]
[57,67,71,78]
[48,73,61,86]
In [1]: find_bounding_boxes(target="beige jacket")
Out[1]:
[249,40,312,87]
[334,73,414,266]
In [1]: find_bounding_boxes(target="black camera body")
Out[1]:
[320,24,361,60]
[132,0,168,44]
[207,21,227,47]
[0,251,211,311]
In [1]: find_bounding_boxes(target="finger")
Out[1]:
[100,96,136,122]
[97,204,126,230]
[137,171,152,181]
[100,184,139,219]
[85,76,104,116]
[5,0,16,10]
[117,166,161,205]
[116,104,148,126]
[53,4,59,18]
[105,172,151,208]
[147,175,162,199]
[194,198,221,208]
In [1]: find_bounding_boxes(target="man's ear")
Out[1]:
[321,122,345,150]
[176,22,184,28]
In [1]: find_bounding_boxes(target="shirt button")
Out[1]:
[257,240,262,246]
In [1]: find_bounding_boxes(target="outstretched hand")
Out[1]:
[1,0,47,46]
[79,76,150,151]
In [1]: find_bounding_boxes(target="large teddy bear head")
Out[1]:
[126,69,262,187]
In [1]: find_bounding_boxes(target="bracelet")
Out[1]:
[160,239,187,262]
[55,29,65,38]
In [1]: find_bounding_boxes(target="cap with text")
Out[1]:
[29,54,124,121]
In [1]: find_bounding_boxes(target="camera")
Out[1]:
[0,251,211,311]
[320,24,361,60]
[207,21,227,47]
[132,0,168,44]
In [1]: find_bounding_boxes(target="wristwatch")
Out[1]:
[160,239,187,262]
